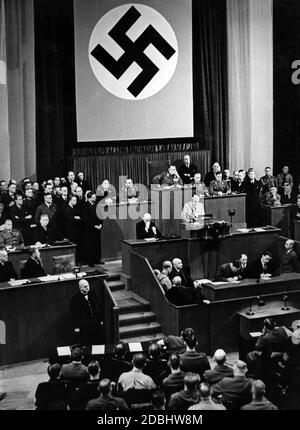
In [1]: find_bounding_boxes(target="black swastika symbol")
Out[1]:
[90,5,176,97]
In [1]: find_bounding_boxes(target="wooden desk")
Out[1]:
[0,273,107,365]
[122,226,280,281]
[262,204,294,237]
[8,242,77,277]
[201,273,300,352]
[237,306,300,340]
[99,201,154,260]
[150,187,246,235]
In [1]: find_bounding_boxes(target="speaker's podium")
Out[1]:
[237,306,300,361]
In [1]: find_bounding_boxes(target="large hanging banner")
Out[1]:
[74,0,193,142]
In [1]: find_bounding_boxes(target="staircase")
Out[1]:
[104,261,165,343]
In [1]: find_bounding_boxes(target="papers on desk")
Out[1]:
[61,273,76,280]
[249,332,262,338]
[8,279,28,286]
[92,345,105,355]
[38,275,61,282]
[236,228,250,233]
[254,228,265,232]
[128,342,143,352]
[210,281,229,286]
[57,346,71,356]
[197,279,212,285]
[144,238,158,242]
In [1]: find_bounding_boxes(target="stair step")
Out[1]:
[119,311,156,326]
[115,291,151,314]
[107,280,125,291]
[121,333,166,343]
[119,322,162,338]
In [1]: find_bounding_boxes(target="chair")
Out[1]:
[146,157,171,186]
[122,388,154,410]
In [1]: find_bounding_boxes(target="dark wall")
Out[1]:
[274,0,300,183]
[34,0,76,181]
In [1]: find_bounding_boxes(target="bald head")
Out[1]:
[285,239,295,251]
[214,349,226,365]
[172,276,182,287]
[172,258,183,271]
[143,213,152,223]
[79,279,90,295]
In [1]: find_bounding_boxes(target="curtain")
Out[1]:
[34,0,76,181]
[227,0,273,177]
[192,0,228,169]
[73,149,211,193]
[0,0,35,181]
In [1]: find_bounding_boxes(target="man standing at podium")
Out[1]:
[178,155,198,185]
[136,213,161,240]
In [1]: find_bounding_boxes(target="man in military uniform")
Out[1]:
[209,171,230,196]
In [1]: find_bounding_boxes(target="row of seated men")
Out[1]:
[153,239,300,306]
[34,324,300,411]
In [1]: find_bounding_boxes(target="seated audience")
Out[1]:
[144,343,170,386]
[191,172,208,196]
[181,194,205,222]
[86,379,129,410]
[22,247,46,279]
[168,372,200,410]
[212,360,252,410]
[0,218,24,248]
[76,360,101,410]
[33,214,61,245]
[136,213,161,240]
[255,318,290,357]
[162,353,185,404]
[35,363,69,410]
[155,260,172,291]
[188,382,226,411]
[281,239,300,273]
[96,179,116,205]
[279,182,294,204]
[61,347,88,385]
[179,328,210,378]
[153,164,183,187]
[241,379,278,410]
[203,349,234,385]
[119,178,140,202]
[204,162,221,187]
[0,247,17,282]
[209,171,230,196]
[248,251,280,279]
[118,353,156,392]
[177,154,198,185]
[276,165,293,190]
[231,170,246,194]
[259,167,278,195]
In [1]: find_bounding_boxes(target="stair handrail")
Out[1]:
[103,279,120,344]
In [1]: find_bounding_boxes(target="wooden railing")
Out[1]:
[130,251,210,353]
[103,280,119,344]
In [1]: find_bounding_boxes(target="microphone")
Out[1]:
[281,292,289,311]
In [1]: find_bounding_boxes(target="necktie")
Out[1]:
[85,295,94,319]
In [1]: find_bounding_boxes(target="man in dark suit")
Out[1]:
[34,193,58,229]
[81,192,103,266]
[248,251,280,279]
[179,328,210,378]
[203,349,234,385]
[216,254,249,282]
[245,169,262,227]
[144,343,170,386]
[61,346,88,385]
[281,239,300,273]
[168,373,200,410]
[279,182,294,204]
[71,279,103,345]
[162,353,185,405]
[33,214,61,245]
[178,154,198,185]
[136,213,161,240]
[76,172,90,194]
[0,247,17,282]
[35,363,69,410]
[231,170,247,194]
[169,258,194,288]
[63,195,81,245]
[22,247,46,279]
[212,360,252,410]
[204,162,221,187]
[56,185,69,236]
